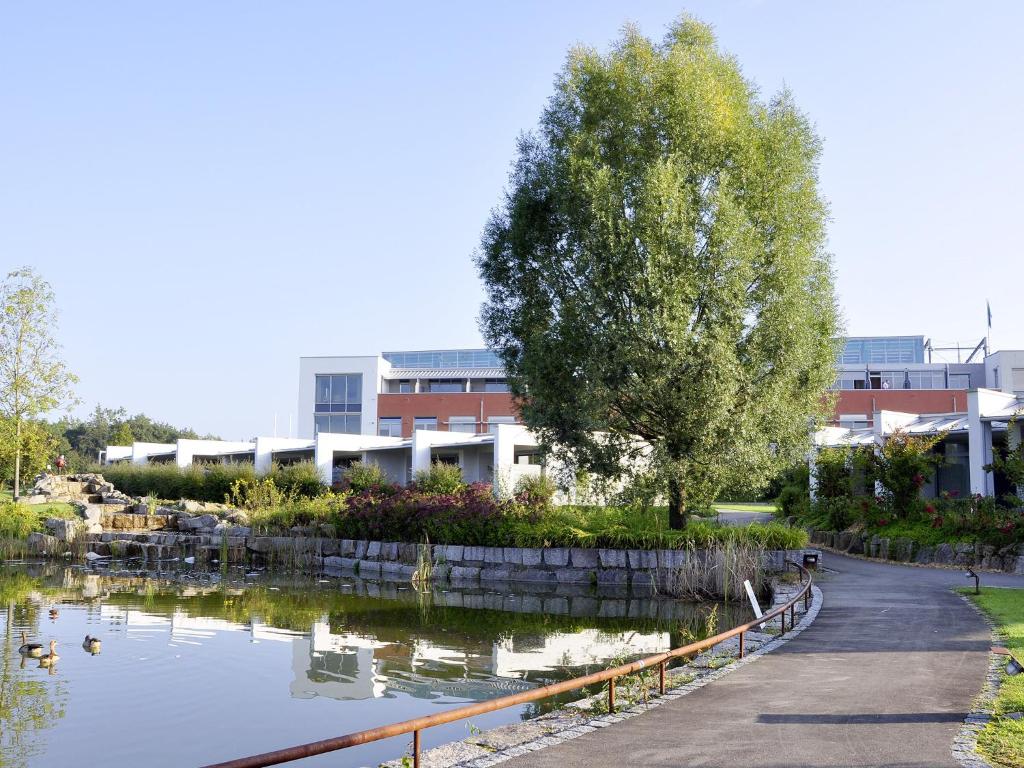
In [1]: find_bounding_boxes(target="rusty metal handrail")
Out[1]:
[202,560,813,768]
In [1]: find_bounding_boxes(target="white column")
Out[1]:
[254,437,274,475]
[967,390,993,496]
[175,440,194,469]
[492,425,517,499]
[411,429,434,478]
[314,434,333,485]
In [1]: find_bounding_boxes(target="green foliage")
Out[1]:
[269,461,326,498]
[49,404,217,470]
[111,421,135,446]
[502,504,807,550]
[101,462,256,502]
[477,17,839,528]
[0,267,79,497]
[0,500,43,539]
[413,462,465,495]
[814,448,854,499]
[247,494,347,535]
[0,417,60,488]
[867,429,945,517]
[966,588,1024,768]
[227,476,289,511]
[513,473,557,506]
[987,417,1024,491]
[341,461,391,494]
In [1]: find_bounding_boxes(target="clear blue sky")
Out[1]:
[3,1,1021,439]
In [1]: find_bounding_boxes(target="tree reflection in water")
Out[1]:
[1,571,67,768]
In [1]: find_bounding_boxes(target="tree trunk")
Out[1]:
[668,473,687,530]
[13,417,21,501]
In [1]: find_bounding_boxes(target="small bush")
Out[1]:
[227,477,290,512]
[268,462,326,498]
[413,462,465,495]
[514,474,557,507]
[341,462,391,494]
[0,501,42,539]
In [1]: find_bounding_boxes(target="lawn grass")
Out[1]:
[713,502,775,513]
[1,489,77,519]
[964,587,1024,768]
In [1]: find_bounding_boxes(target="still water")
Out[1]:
[0,562,744,768]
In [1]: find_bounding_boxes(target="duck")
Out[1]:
[18,631,43,657]
[38,640,59,667]
[82,635,101,654]
[48,608,59,620]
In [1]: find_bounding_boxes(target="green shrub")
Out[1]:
[227,477,289,511]
[413,462,465,495]
[0,501,42,539]
[341,462,391,494]
[513,473,557,506]
[101,462,258,502]
[268,462,326,498]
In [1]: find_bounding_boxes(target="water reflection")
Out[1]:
[1,563,746,767]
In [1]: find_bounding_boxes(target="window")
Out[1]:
[905,371,945,390]
[427,379,464,393]
[378,417,403,437]
[487,416,517,434]
[414,417,437,431]
[448,416,477,434]
[314,374,362,434]
[839,415,869,430]
[834,372,866,390]
[470,378,510,393]
[1013,369,1024,395]
[948,373,971,389]
[386,380,415,394]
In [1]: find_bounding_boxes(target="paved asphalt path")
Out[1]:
[502,553,1024,768]
[714,508,775,526]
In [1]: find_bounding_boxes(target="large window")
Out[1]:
[948,373,971,389]
[470,378,510,393]
[414,417,438,431]
[487,416,516,434]
[448,416,477,434]
[378,417,403,437]
[427,379,464,393]
[314,374,362,434]
[386,380,415,394]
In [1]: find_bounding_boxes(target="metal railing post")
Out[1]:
[608,677,616,714]
[413,730,420,768]
[659,660,666,694]
[738,631,745,659]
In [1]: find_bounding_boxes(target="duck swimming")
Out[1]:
[38,640,59,667]
[82,635,101,654]
[48,608,59,620]
[18,631,43,657]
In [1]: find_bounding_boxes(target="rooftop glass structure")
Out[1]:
[840,336,925,365]
[383,349,502,369]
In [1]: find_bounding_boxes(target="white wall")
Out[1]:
[254,437,316,474]
[297,355,389,439]
[104,446,133,464]
[986,350,1024,395]
[131,442,176,465]
[313,433,406,484]
[176,439,256,468]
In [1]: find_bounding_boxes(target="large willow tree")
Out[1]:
[477,18,839,527]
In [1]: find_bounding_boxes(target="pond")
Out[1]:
[0,562,748,768]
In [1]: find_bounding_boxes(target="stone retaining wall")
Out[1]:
[807,528,1024,573]
[27,529,819,592]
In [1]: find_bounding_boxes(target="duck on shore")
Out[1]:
[82,635,101,654]
[18,631,43,657]
[38,640,59,667]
